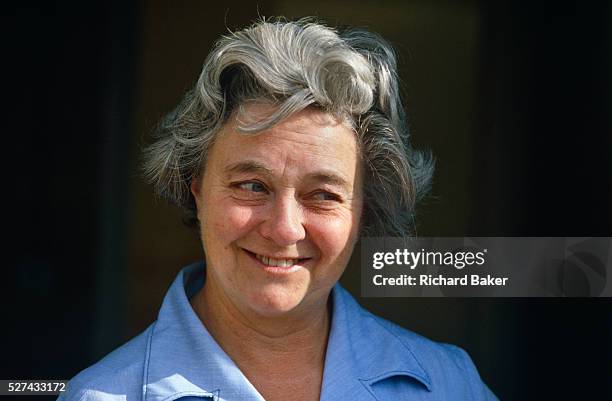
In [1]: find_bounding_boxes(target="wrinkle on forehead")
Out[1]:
[220,105,358,163]
[234,102,351,135]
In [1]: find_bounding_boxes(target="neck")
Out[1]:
[190,276,331,401]
[190,275,331,366]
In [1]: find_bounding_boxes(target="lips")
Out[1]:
[242,248,311,269]
[254,254,297,267]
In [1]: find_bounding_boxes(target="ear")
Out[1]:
[190,175,203,209]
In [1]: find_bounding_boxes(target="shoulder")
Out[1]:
[334,286,497,400]
[368,311,470,369]
[364,310,498,400]
[57,324,155,401]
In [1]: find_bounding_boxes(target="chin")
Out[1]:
[245,285,307,317]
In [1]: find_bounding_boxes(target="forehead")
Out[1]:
[209,105,360,180]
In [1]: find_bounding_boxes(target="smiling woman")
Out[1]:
[58,18,497,401]
[190,105,362,321]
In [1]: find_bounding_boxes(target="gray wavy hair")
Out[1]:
[142,18,434,237]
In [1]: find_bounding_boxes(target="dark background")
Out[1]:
[3,1,612,400]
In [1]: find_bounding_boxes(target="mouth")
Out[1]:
[242,248,312,273]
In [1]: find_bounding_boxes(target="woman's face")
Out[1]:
[191,104,363,318]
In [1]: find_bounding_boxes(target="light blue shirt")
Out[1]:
[59,262,498,401]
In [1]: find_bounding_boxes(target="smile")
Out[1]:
[242,248,311,270]
[254,254,298,267]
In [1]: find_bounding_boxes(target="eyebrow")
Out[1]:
[224,161,274,176]
[305,171,350,190]
[224,160,352,190]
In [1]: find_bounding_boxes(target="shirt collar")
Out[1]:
[143,262,431,401]
[321,284,432,399]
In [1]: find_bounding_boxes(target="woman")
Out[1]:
[60,18,498,401]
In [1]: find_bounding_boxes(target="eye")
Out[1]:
[235,181,268,193]
[311,191,341,202]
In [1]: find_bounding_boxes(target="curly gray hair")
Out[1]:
[142,18,434,237]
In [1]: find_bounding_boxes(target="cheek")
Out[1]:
[308,213,359,260]
[204,202,259,243]
[227,206,258,237]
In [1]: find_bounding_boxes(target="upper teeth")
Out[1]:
[255,254,298,267]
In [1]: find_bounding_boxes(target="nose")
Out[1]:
[259,192,306,246]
